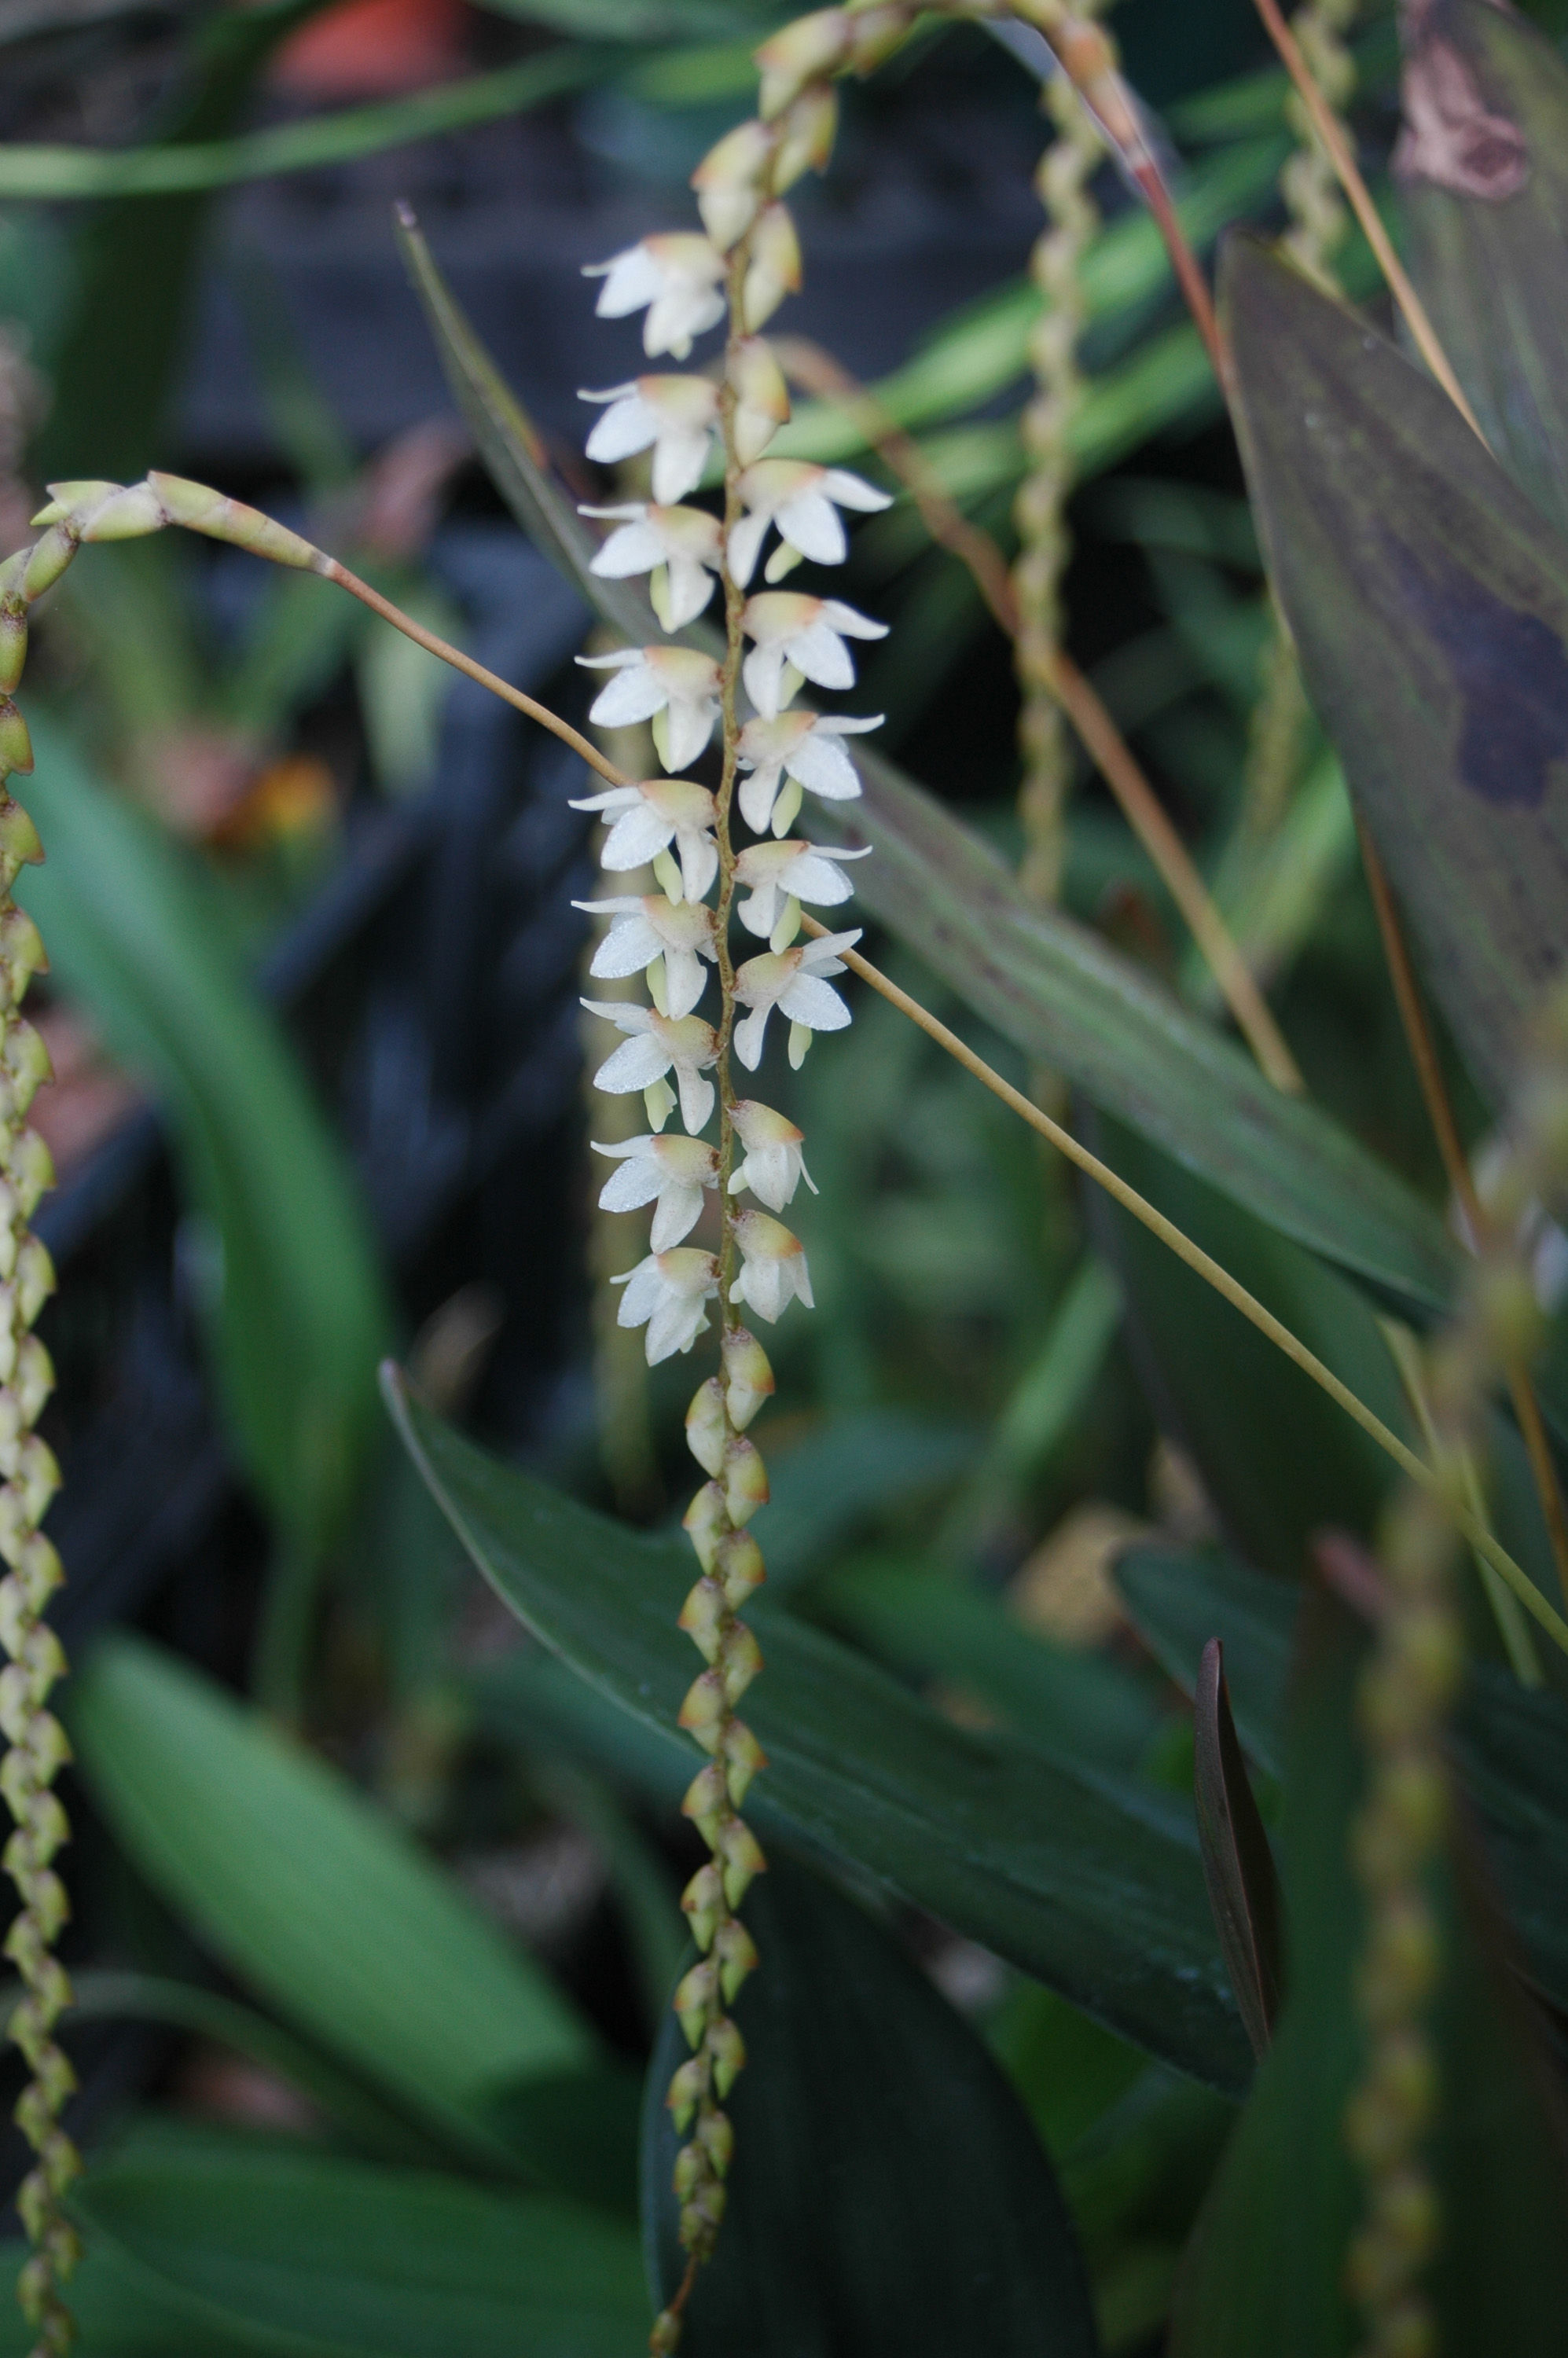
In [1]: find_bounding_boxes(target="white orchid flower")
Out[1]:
[575,894,717,1018]
[577,645,723,772]
[582,501,722,632]
[740,591,888,719]
[579,377,720,505]
[611,1247,720,1362]
[728,460,891,587]
[733,839,870,948]
[582,234,726,359]
[735,708,879,836]
[730,1210,813,1323]
[593,1133,718,1250]
[727,1100,815,1211]
[733,928,859,1071]
[583,1000,718,1133]
[570,777,718,903]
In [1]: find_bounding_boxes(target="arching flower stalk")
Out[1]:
[579,77,883,2352]
[1341,983,1568,2356]
[1012,0,1108,908]
[1239,0,1357,853]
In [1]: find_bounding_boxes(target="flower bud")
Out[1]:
[31,481,119,527]
[650,2307,682,2353]
[681,1860,725,1948]
[681,1479,729,1573]
[718,1620,762,1704]
[696,2103,734,2174]
[723,1434,769,1525]
[679,1668,729,1750]
[674,1955,718,2046]
[0,797,41,872]
[15,1237,53,1328]
[714,1527,765,1607]
[0,602,26,697]
[714,1914,759,2002]
[77,480,170,542]
[755,8,852,116]
[22,526,79,600]
[666,2052,711,2132]
[0,907,46,998]
[685,1376,727,1477]
[678,1575,728,1665]
[692,117,777,249]
[776,85,838,186]
[681,1759,729,1838]
[722,1717,766,1805]
[722,1326,774,1427]
[13,1338,50,1430]
[674,2139,713,2200]
[715,1814,766,1906]
[847,3,913,75]
[706,2012,747,2095]
[0,702,33,781]
[6,1132,53,1218]
[1358,1897,1440,2026]
[148,473,323,571]
[681,2179,725,2246]
[744,203,802,331]
[728,336,791,465]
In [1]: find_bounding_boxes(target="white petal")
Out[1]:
[821,469,893,514]
[584,395,655,465]
[649,1182,705,1251]
[589,667,666,729]
[661,697,717,771]
[785,730,864,799]
[593,246,666,318]
[742,643,789,719]
[787,623,856,691]
[645,1290,709,1364]
[674,1065,716,1133]
[644,285,725,359]
[595,1034,671,1094]
[821,600,890,640]
[733,1006,769,1071]
[779,972,851,1030]
[663,944,709,1019]
[659,556,718,631]
[737,766,780,834]
[600,806,674,870]
[737,884,779,939]
[598,1159,665,1213]
[569,784,639,814]
[615,1259,666,1326]
[775,490,846,566]
[674,827,719,902]
[650,429,712,505]
[727,509,770,589]
[589,916,663,978]
[782,850,856,904]
[591,520,666,578]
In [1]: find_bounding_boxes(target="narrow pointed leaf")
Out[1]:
[1401,0,1568,543]
[1193,1640,1282,2062]
[385,1373,1253,2094]
[641,1857,1100,2357]
[398,215,1460,1316]
[70,1634,594,2158]
[1223,231,1568,1106]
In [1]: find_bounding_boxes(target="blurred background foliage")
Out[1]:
[0,0,1563,2349]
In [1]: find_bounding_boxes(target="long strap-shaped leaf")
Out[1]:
[396,216,1459,1317]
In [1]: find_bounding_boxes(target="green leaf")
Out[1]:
[20,717,392,1554]
[810,1552,1162,1772]
[1222,230,1568,1107]
[398,219,1461,1318]
[69,1634,594,2159]
[1401,0,1568,545]
[1114,1543,1568,2025]
[73,2120,649,2356]
[1089,1117,1408,1576]
[1192,1640,1281,2063]
[641,1856,1100,2357]
[1171,1581,1568,2355]
[386,1374,1254,2094]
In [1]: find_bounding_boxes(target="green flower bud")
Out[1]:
[666,2053,711,2133]
[721,1325,773,1429]
[706,2014,746,2097]
[75,482,168,542]
[678,1667,729,1750]
[696,2103,734,2176]
[714,1527,765,1607]
[718,1621,762,1704]
[148,473,323,571]
[6,1133,54,1218]
[0,702,34,780]
[0,603,27,698]
[681,1860,725,1949]
[0,797,42,869]
[682,1480,729,1574]
[678,1574,728,1665]
[650,2306,682,2353]
[685,1377,727,1477]
[674,1956,719,2048]
[713,1915,759,2003]
[21,527,79,601]
[755,8,852,117]
[15,1237,53,1329]
[721,1717,766,1806]
[715,1815,766,1906]
[722,1434,768,1525]
[31,482,119,527]
[681,1760,729,1840]
[673,2139,711,2200]
[0,907,47,998]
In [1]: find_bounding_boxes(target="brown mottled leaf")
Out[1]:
[1222,231,1568,1106]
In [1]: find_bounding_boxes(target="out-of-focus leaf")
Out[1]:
[1172,1581,1568,2355]
[71,1635,594,2160]
[20,718,391,1553]
[641,1856,1100,2357]
[398,222,1461,1318]
[387,1374,1253,2094]
[1223,232,1568,1107]
[812,1554,1162,1772]
[0,2235,253,2357]
[751,1410,975,1596]
[74,2120,648,2357]
[1401,0,1568,544]
[1089,1117,1408,1577]
[1192,1641,1281,2062]
[1115,1542,1568,2022]
[477,0,763,39]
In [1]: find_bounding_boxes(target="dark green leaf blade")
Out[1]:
[1222,230,1568,1106]
[641,1857,1100,2357]
[385,1374,1254,2094]
[20,716,392,1554]
[1401,0,1568,544]
[74,2121,649,2357]
[69,1634,594,2156]
[397,215,1460,1317]
[1193,1640,1282,2062]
